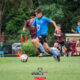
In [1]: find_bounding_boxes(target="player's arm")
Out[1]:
[72,26,78,34]
[23,21,28,32]
[45,17,57,30]
[23,26,26,32]
[51,20,57,28]
[71,29,77,34]
[50,20,58,32]
[54,32,61,37]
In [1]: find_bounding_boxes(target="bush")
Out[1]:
[21,39,39,56]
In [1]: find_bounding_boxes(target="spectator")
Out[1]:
[76,39,80,55]
[76,39,80,47]
[72,20,80,34]
[0,41,4,57]
[65,39,71,56]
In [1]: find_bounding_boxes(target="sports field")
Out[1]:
[0,57,80,80]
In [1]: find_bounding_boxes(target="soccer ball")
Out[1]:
[20,54,28,62]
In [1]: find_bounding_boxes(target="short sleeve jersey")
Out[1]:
[76,26,80,34]
[32,16,52,36]
[25,19,37,38]
[57,30,64,42]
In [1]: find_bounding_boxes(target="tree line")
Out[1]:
[0,0,80,43]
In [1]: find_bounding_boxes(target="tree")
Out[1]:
[26,0,33,9]
[0,0,7,41]
[0,0,34,41]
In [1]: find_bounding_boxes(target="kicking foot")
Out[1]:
[53,55,60,62]
[53,55,57,61]
[38,53,44,57]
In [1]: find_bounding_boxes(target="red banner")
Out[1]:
[34,77,46,80]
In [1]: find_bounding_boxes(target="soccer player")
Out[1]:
[51,42,60,54]
[23,10,46,56]
[76,39,80,47]
[54,24,67,57]
[32,8,60,61]
[72,20,80,34]
[70,40,77,56]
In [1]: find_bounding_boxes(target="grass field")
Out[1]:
[0,56,80,80]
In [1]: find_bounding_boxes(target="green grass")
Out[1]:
[0,57,80,80]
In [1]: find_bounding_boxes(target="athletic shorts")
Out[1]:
[31,34,37,39]
[38,35,47,44]
[0,51,4,54]
[58,41,65,46]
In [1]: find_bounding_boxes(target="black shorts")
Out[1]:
[31,34,37,39]
[33,35,37,39]
[38,35,47,44]
[58,41,65,46]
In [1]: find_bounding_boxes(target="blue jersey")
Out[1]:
[76,26,80,34]
[32,16,52,36]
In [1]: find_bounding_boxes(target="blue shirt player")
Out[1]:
[32,8,60,61]
[32,16,52,36]
[76,26,80,34]
[72,20,80,34]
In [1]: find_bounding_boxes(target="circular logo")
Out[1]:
[37,67,43,72]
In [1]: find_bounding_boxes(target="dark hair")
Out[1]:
[30,10,36,16]
[35,8,42,13]
[77,20,80,23]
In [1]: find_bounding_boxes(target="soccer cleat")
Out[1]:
[53,55,60,62]
[53,55,57,61]
[43,52,48,56]
[38,53,44,57]
[38,52,49,57]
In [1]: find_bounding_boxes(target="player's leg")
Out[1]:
[62,45,67,57]
[31,35,43,56]
[32,35,48,56]
[43,42,60,61]
[39,35,60,59]
[43,43,59,56]
[37,48,44,57]
[40,35,59,56]
[58,41,67,56]
[32,37,47,55]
